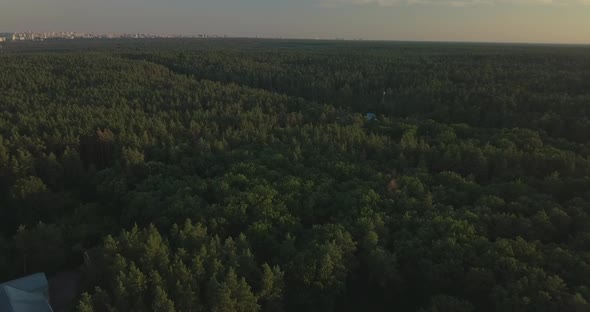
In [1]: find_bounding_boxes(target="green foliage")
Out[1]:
[14,223,66,275]
[10,176,47,200]
[0,40,589,312]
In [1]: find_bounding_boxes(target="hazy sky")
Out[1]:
[1,0,589,43]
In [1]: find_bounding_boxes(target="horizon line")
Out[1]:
[2,31,589,46]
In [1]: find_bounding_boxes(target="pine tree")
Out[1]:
[235,276,260,312]
[258,264,284,312]
[208,274,236,312]
[76,293,94,312]
[152,286,176,312]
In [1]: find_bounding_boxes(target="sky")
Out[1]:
[1,0,589,44]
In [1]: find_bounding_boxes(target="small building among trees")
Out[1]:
[0,273,53,312]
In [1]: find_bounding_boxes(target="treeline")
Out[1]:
[128,45,590,143]
[0,42,589,311]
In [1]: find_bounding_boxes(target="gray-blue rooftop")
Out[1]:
[0,273,53,312]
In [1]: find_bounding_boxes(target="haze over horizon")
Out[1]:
[1,0,589,44]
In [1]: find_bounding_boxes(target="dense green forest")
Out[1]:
[1,39,590,311]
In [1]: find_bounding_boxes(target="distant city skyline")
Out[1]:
[0,31,231,43]
[1,0,589,44]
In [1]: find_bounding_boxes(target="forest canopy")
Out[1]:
[1,39,590,312]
